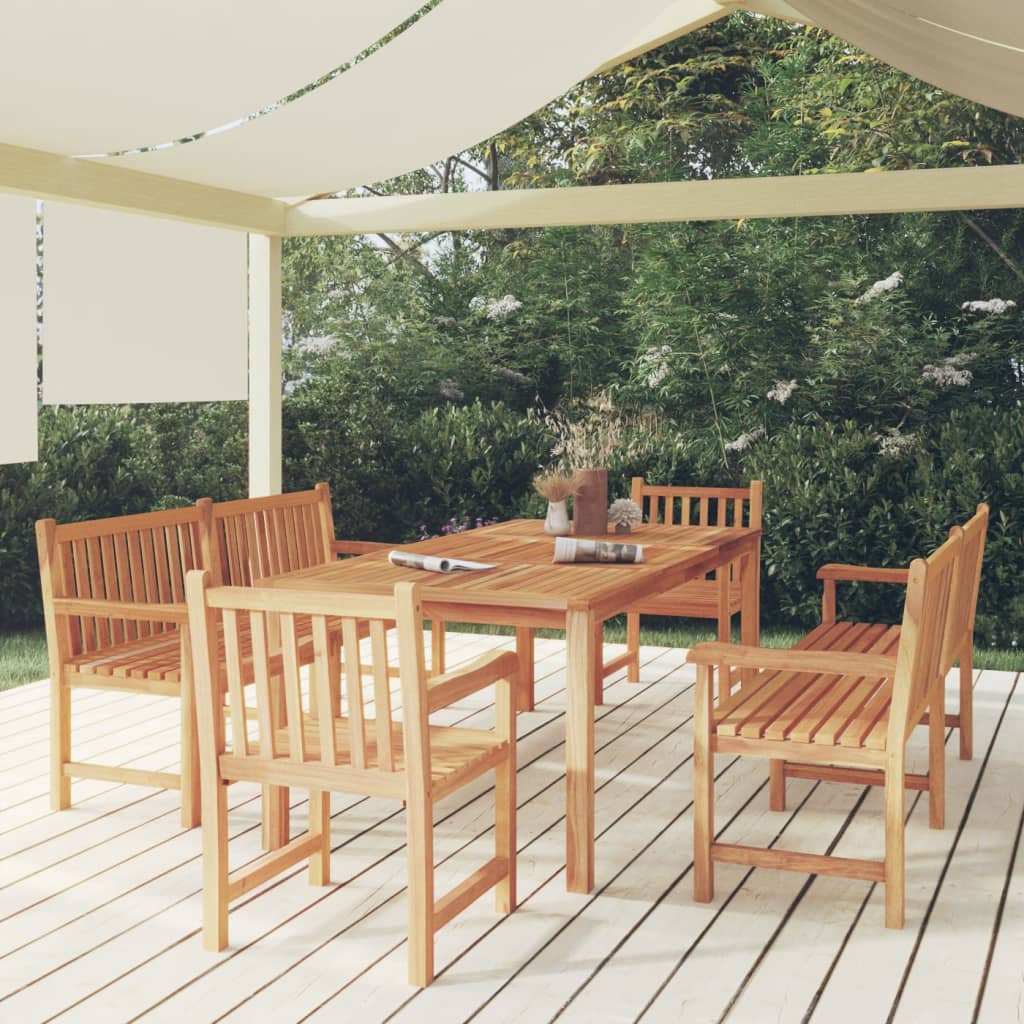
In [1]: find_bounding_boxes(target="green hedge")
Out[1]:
[1,402,1020,648]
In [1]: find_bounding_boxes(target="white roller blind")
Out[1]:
[0,196,38,464]
[43,203,248,405]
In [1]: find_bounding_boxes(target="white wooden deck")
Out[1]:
[1,631,1021,1024]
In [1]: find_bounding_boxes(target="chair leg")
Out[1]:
[495,754,517,913]
[626,612,641,683]
[406,791,435,987]
[431,620,446,675]
[693,664,715,902]
[515,627,535,712]
[928,680,946,830]
[50,675,71,810]
[308,790,332,885]
[202,766,230,951]
[884,755,905,929]
[959,650,973,761]
[179,645,201,829]
[769,759,786,811]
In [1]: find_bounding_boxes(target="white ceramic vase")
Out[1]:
[544,499,571,536]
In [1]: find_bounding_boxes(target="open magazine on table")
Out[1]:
[387,550,496,574]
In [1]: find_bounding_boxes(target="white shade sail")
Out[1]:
[787,0,1024,119]
[0,0,424,156]
[0,196,38,464]
[43,203,248,405]
[97,0,727,198]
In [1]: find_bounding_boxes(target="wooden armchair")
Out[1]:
[811,504,988,759]
[688,528,964,928]
[625,478,763,688]
[36,505,211,825]
[185,571,518,987]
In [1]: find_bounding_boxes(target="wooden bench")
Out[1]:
[37,483,389,828]
[688,524,969,929]
[805,503,988,761]
[37,505,210,826]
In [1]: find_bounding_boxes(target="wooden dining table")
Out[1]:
[269,518,761,894]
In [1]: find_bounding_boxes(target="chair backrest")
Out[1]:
[888,528,963,747]
[36,505,209,655]
[941,503,988,674]
[207,483,337,587]
[630,477,763,530]
[186,571,428,784]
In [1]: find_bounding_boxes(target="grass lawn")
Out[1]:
[1,620,1019,692]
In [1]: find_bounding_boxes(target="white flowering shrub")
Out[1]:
[855,270,904,304]
[767,379,798,404]
[961,299,1017,315]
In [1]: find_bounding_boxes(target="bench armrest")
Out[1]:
[686,641,896,679]
[816,564,909,585]
[50,597,189,624]
[427,650,519,712]
[331,539,390,557]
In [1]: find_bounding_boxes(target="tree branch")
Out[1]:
[373,233,435,281]
[959,212,1024,285]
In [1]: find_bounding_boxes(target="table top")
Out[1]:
[269,519,759,623]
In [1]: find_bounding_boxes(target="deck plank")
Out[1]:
[0,640,1021,1024]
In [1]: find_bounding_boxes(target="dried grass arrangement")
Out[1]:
[532,471,581,502]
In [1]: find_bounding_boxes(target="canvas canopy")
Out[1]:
[0,0,1021,482]
[1,0,1020,206]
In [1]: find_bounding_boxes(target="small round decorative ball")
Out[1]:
[607,498,642,528]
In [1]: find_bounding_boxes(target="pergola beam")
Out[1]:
[286,165,1024,237]
[0,142,286,235]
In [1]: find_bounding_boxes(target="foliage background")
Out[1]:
[1,15,1021,646]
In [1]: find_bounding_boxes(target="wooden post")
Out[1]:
[248,233,282,498]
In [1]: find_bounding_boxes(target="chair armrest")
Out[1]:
[427,650,519,712]
[686,641,896,679]
[331,539,390,557]
[816,564,909,585]
[50,597,189,624]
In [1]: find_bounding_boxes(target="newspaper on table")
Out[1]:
[552,537,644,564]
[387,550,496,574]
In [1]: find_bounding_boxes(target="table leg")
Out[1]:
[565,608,596,894]
[739,537,761,687]
[262,611,290,850]
[740,537,761,647]
[515,627,535,712]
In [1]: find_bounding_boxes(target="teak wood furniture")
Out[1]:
[688,526,969,928]
[625,478,763,690]
[267,517,761,894]
[37,505,210,826]
[185,570,518,987]
[432,505,762,710]
[36,484,387,827]
[808,504,989,761]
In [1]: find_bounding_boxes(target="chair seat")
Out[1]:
[66,615,357,685]
[632,577,743,617]
[227,717,506,790]
[714,622,902,751]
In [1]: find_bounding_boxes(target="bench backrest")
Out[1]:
[207,484,336,587]
[187,571,425,780]
[941,503,988,674]
[630,477,763,530]
[36,505,209,656]
[890,528,963,747]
